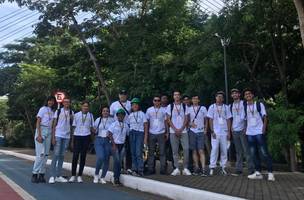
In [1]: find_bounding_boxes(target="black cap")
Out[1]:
[231,88,240,93]
[119,89,127,95]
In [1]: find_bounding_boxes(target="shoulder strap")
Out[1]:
[118,101,130,115]
[170,103,174,120]
[256,101,263,119]
[243,101,247,119]
[96,117,102,134]
[69,110,73,127]
[192,106,201,122]
[182,103,186,114]
[230,104,233,114]
[55,108,62,127]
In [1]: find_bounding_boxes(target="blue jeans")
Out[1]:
[247,134,273,172]
[32,127,52,174]
[112,144,125,181]
[94,137,111,178]
[50,137,70,177]
[129,130,144,173]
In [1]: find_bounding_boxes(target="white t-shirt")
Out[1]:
[128,111,147,132]
[94,117,115,137]
[166,103,187,134]
[186,105,208,133]
[37,106,54,128]
[54,108,74,138]
[108,120,129,144]
[72,111,94,136]
[207,104,232,135]
[146,106,166,134]
[230,100,246,132]
[110,100,131,123]
[245,102,267,136]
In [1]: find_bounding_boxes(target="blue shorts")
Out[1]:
[189,130,205,150]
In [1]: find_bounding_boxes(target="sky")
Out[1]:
[0,0,224,51]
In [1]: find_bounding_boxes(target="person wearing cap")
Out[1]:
[146,95,168,175]
[207,91,232,176]
[243,88,275,181]
[230,89,254,175]
[128,98,148,176]
[109,89,132,174]
[108,108,129,186]
[166,90,191,176]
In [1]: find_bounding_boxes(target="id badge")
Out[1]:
[218,117,225,125]
[249,117,257,126]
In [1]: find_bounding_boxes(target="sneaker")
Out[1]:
[77,176,83,183]
[201,169,208,177]
[93,175,99,183]
[171,168,181,176]
[131,171,139,176]
[100,178,106,184]
[55,176,68,183]
[38,174,46,183]
[209,168,214,176]
[127,169,133,175]
[69,176,76,182]
[113,179,121,187]
[49,177,55,184]
[182,168,192,176]
[220,168,228,175]
[31,174,38,183]
[248,171,263,180]
[231,171,242,176]
[192,168,200,176]
[268,173,275,181]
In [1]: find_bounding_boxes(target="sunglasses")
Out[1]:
[153,99,161,102]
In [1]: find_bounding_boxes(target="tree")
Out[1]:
[294,0,304,47]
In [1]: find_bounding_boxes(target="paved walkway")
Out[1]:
[2,147,304,200]
[0,176,23,200]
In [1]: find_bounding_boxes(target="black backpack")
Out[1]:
[55,107,74,127]
[170,103,186,120]
[243,101,263,120]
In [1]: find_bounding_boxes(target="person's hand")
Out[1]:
[36,135,43,143]
[52,137,56,145]
[191,123,197,128]
[262,126,266,134]
[227,134,231,141]
[175,129,182,137]
[165,133,169,141]
[211,132,216,139]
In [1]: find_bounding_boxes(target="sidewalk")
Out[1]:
[2,147,304,200]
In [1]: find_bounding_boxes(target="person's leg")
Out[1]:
[170,133,180,169]
[240,133,254,173]
[50,137,61,177]
[112,146,120,181]
[32,129,44,174]
[209,136,220,169]
[181,132,189,169]
[256,134,273,172]
[125,136,132,170]
[136,131,145,174]
[219,135,228,169]
[39,129,52,174]
[148,134,156,172]
[189,131,198,170]
[101,139,111,178]
[157,134,166,173]
[197,133,206,170]
[78,136,90,176]
[56,138,69,177]
[247,135,260,172]
[71,136,81,176]
[233,132,243,172]
[129,131,137,172]
[94,137,103,176]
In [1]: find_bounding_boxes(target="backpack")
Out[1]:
[55,107,74,128]
[243,101,263,120]
[170,103,186,120]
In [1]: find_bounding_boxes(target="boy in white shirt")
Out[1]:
[186,95,208,176]
[128,98,148,176]
[243,88,275,181]
[207,91,232,176]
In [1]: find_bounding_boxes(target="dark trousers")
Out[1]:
[124,136,132,170]
[72,135,90,176]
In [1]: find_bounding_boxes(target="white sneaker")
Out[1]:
[93,175,99,184]
[248,171,263,180]
[55,176,68,183]
[49,177,55,184]
[100,178,106,184]
[182,168,192,176]
[209,169,214,176]
[221,168,228,175]
[77,176,83,183]
[69,176,76,182]
[171,168,181,176]
[268,173,275,181]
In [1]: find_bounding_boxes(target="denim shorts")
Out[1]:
[189,130,205,150]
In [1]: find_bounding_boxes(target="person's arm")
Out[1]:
[35,117,43,143]
[107,131,117,151]
[51,118,57,145]
[227,118,232,140]
[204,117,208,135]
[180,114,189,132]
[166,113,178,132]
[262,116,268,134]
[144,122,148,145]
[209,118,216,139]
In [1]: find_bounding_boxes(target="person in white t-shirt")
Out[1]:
[166,90,191,176]
[93,106,114,184]
[146,95,167,175]
[207,91,232,176]
[243,88,275,181]
[128,98,148,176]
[32,96,56,183]
[230,89,254,175]
[49,97,74,184]
[109,89,132,174]
[108,108,129,186]
[186,95,208,176]
[69,101,94,183]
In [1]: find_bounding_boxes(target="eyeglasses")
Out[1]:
[153,99,161,102]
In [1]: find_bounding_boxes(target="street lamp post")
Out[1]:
[215,33,230,104]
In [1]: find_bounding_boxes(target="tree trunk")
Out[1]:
[23,106,34,134]
[71,15,111,105]
[294,0,304,47]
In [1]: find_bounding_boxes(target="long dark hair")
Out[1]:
[44,96,57,111]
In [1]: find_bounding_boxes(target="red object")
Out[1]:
[55,92,66,103]
[0,177,23,200]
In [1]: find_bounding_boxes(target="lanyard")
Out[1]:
[133,112,139,123]
[81,113,88,125]
[63,109,69,123]
[101,118,108,129]
[233,101,240,115]
[47,107,52,122]
[154,107,160,118]
[174,104,182,116]
[248,104,255,116]
[119,121,124,135]
[216,104,223,118]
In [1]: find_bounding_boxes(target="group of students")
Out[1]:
[31,88,275,187]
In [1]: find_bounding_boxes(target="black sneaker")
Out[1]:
[232,171,242,176]
[38,174,46,183]
[192,168,201,176]
[31,174,38,183]
[113,179,122,187]
[201,169,208,177]
[131,171,139,176]
[127,169,133,175]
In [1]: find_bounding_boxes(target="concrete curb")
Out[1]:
[0,149,245,200]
